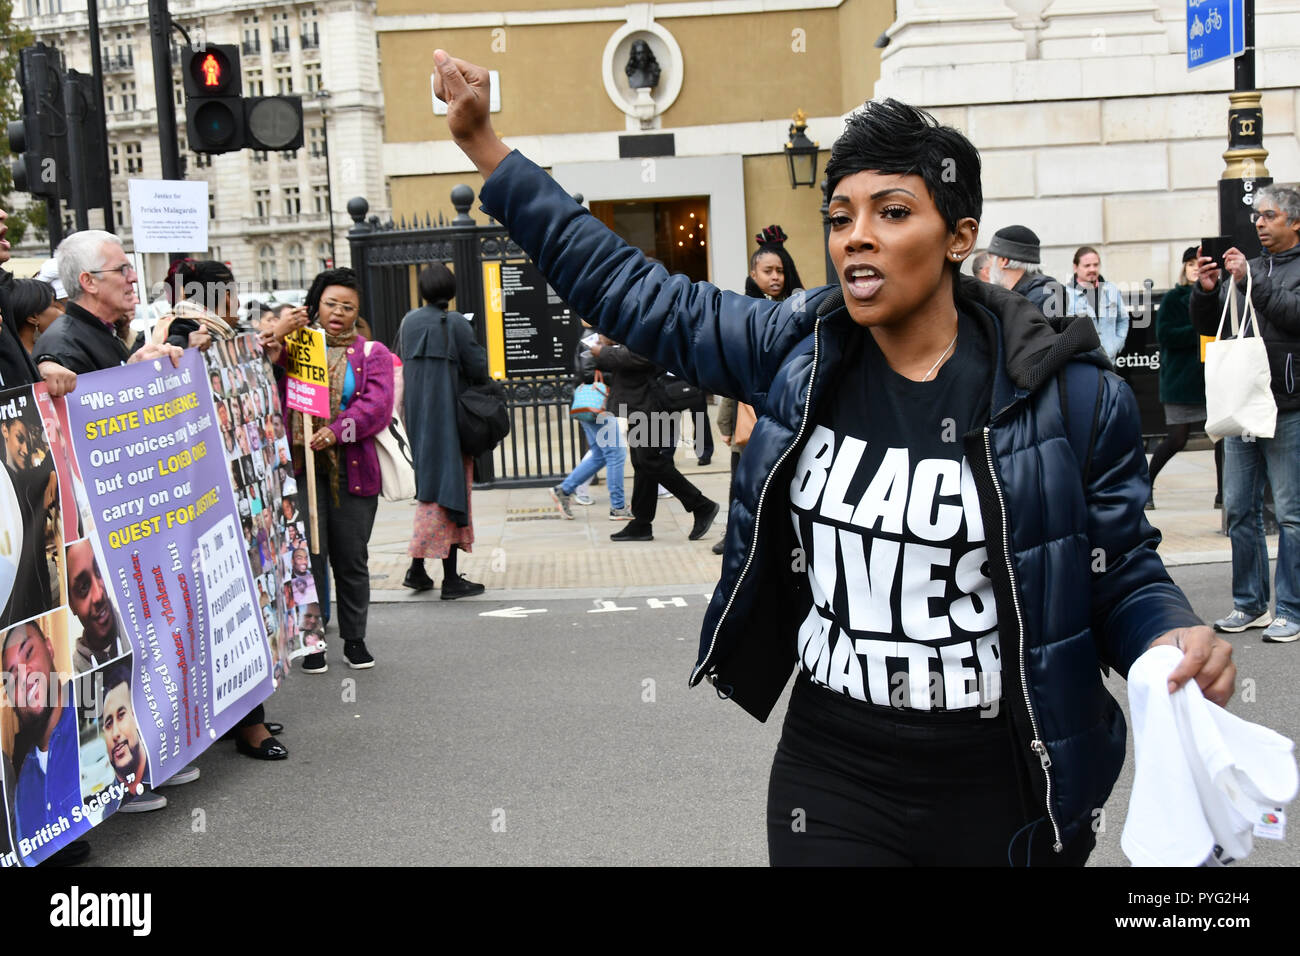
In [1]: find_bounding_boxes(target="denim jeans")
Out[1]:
[1223,409,1300,620]
[561,414,626,509]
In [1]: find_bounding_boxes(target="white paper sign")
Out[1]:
[432,69,500,114]
[127,179,210,253]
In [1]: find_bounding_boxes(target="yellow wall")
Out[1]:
[656,10,843,127]
[381,23,622,143]
[378,0,615,13]
[380,7,851,142]
[742,152,832,290]
[837,0,895,113]
[389,170,509,226]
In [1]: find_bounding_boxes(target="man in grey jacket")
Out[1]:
[1192,183,1300,642]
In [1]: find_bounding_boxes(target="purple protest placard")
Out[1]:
[64,351,273,782]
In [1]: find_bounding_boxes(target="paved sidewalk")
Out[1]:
[367,446,1261,600]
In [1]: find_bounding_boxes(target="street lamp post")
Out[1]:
[316,89,336,267]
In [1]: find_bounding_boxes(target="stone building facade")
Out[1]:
[10,0,388,292]
[878,0,1300,288]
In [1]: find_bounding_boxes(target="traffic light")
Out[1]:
[181,45,303,153]
[245,97,304,151]
[182,44,244,153]
[6,43,68,199]
[63,70,111,213]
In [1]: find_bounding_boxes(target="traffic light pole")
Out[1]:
[147,0,182,181]
[86,0,114,229]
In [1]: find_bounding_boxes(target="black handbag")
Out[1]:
[444,314,510,456]
[650,371,701,412]
[457,380,510,457]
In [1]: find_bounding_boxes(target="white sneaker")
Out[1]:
[118,788,168,813]
[657,485,672,499]
[157,764,200,787]
[1263,617,1300,643]
[573,491,594,506]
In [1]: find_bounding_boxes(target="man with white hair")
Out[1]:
[33,230,179,375]
[987,225,1095,332]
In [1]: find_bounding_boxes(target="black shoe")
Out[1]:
[1145,492,1155,511]
[344,641,375,669]
[40,840,91,867]
[236,734,289,760]
[611,524,653,542]
[222,720,284,740]
[1214,494,1223,509]
[711,538,725,555]
[689,500,720,540]
[441,574,486,600]
[302,652,328,674]
[697,456,711,466]
[403,565,435,591]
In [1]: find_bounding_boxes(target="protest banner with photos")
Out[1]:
[0,342,299,866]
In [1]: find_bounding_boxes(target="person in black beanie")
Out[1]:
[986,224,1093,331]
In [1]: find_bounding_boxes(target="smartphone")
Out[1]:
[1200,235,1233,272]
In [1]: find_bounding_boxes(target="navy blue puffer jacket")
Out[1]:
[480,151,1203,852]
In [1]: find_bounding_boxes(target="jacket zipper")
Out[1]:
[982,425,1063,853]
[694,315,823,687]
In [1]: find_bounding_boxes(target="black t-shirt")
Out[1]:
[787,309,1001,713]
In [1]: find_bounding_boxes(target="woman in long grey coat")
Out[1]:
[400,262,490,599]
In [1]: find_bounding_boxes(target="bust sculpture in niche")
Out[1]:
[624,39,661,90]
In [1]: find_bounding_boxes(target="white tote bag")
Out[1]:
[364,341,417,500]
[1204,265,1277,442]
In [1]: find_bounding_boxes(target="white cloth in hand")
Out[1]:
[1122,644,1297,866]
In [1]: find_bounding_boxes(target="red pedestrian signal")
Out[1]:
[182,45,244,154]
[201,54,222,88]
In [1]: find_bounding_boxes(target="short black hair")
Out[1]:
[170,259,237,313]
[824,98,982,235]
[9,278,55,324]
[306,267,361,322]
[418,262,456,306]
[101,660,131,698]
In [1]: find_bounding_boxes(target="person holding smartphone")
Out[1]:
[1191,185,1300,642]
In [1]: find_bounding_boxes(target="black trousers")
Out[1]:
[767,673,1096,866]
[667,399,714,461]
[296,475,378,644]
[629,437,708,527]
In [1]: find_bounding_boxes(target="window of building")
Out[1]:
[287,243,306,286]
[312,184,329,215]
[283,186,301,218]
[121,80,136,112]
[275,66,293,95]
[112,199,126,230]
[307,125,325,158]
[208,191,216,220]
[109,143,120,175]
[316,241,332,270]
[254,188,271,220]
[246,70,264,97]
[242,15,261,55]
[271,12,291,52]
[252,150,268,164]
[104,84,114,113]
[258,245,276,286]
[300,8,320,48]
[304,63,322,93]
[124,141,142,174]
[194,152,212,169]
[173,82,184,109]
